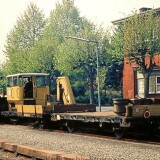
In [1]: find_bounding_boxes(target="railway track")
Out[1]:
[38,120,160,145]
[3,122,160,144]
[0,124,160,160]
[53,129,160,146]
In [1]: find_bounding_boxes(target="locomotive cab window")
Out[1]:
[7,76,23,87]
[13,77,18,86]
[35,76,48,87]
[23,77,32,86]
[19,77,23,87]
[7,77,13,87]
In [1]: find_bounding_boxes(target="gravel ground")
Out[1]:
[0,125,160,160]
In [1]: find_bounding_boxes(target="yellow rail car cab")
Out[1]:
[6,73,50,117]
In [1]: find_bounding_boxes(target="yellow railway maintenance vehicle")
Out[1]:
[1,73,95,126]
[6,73,50,119]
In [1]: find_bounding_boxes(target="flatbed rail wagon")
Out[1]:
[1,73,160,138]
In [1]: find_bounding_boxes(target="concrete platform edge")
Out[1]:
[0,140,90,160]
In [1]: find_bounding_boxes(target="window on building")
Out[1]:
[156,76,160,93]
[148,76,160,94]
[137,71,160,95]
[137,78,144,97]
[149,76,155,93]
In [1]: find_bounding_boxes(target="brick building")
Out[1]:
[112,7,160,99]
[122,56,160,99]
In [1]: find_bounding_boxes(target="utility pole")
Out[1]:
[65,36,101,112]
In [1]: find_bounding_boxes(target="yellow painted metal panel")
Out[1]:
[36,105,43,114]
[23,105,36,114]
[7,88,13,101]
[7,87,23,101]
[36,87,49,100]
[56,77,75,105]
[16,87,23,99]
[15,105,23,113]
[36,100,46,105]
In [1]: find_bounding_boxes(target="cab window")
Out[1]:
[19,77,23,86]
[23,77,32,86]
[13,77,18,86]
[7,77,12,87]
[35,76,48,87]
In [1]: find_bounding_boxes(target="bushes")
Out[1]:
[73,83,122,105]
[94,90,121,106]
[75,95,90,104]
[102,90,122,105]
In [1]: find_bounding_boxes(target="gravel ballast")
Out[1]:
[0,125,160,159]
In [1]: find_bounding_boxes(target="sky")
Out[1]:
[1,0,160,63]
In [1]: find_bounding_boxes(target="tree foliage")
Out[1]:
[44,0,112,104]
[4,2,46,74]
[105,59,123,90]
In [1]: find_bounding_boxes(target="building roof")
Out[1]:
[112,7,160,25]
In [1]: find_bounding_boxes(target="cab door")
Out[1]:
[7,76,23,101]
[34,76,49,105]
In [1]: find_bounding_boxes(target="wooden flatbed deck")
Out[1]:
[51,110,125,124]
[53,111,117,116]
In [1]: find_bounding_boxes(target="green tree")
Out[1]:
[55,20,111,104]
[4,2,46,74]
[43,0,85,93]
[46,0,82,43]
[0,64,6,94]
[105,30,124,94]
[105,59,123,90]
[45,0,108,104]
[45,0,86,61]
[113,10,160,98]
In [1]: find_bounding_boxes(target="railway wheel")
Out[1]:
[114,128,124,139]
[10,118,18,125]
[66,121,75,133]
